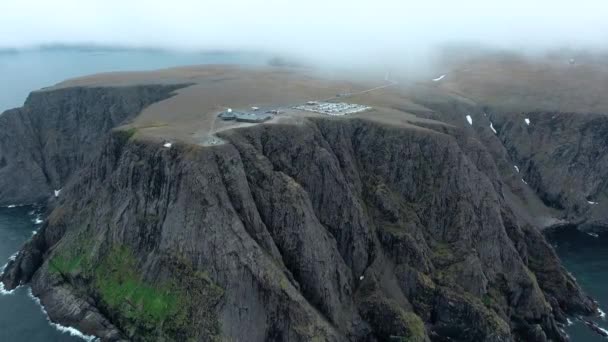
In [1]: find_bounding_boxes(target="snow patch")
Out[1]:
[54,189,61,198]
[490,122,497,134]
[359,275,364,281]
[432,74,446,82]
[525,118,530,125]
[466,115,473,125]
[27,288,98,341]
[163,142,172,148]
[514,165,520,173]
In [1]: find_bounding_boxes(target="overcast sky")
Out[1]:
[2,0,608,64]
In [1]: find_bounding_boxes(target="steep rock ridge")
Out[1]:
[489,111,608,226]
[0,84,187,206]
[2,118,596,341]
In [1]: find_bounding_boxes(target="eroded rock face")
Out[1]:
[2,117,596,341]
[0,85,186,206]
[485,111,608,230]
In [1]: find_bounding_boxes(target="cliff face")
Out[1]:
[2,115,596,341]
[490,111,608,224]
[0,85,186,206]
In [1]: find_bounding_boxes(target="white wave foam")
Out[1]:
[3,203,29,208]
[587,232,599,238]
[8,252,19,262]
[0,282,12,295]
[0,252,21,295]
[599,308,606,319]
[567,318,574,326]
[598,326,608,336]
[34,217,43,224]
[27,288,98,341]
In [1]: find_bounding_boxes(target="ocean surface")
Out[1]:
[0,47,606,341]
[546,228,608,341]
[0,47,265,341]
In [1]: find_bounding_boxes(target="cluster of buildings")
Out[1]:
[218,108,274,123]
[217,100,371,124]
[294,101,371,116]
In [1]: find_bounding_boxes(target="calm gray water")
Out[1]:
[546,228,608,341]
[0,47,265,341]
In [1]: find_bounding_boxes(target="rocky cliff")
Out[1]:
[1,95,598,342]
[0,84,187,206]
[489,111,608,228]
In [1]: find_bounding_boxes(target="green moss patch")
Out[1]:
[94,246,178,329]
[49,240,223,341]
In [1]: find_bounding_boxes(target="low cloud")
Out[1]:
[2,0,608,68]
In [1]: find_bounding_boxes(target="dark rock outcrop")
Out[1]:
[2,114,597,341]
[0,85,187,206]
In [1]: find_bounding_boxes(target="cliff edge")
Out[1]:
[1,63,606,341]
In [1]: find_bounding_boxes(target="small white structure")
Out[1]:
[525,118,530,125]
[522,179,528,185]
[466,115,473,125]
[359,275,364,281]
[163,142,172,148]
[227,108,233,113]
[432,74,446,82]
[588,201,598,205]
[251,106,259,111]
[514,165,520,173]
[54,189,61,198]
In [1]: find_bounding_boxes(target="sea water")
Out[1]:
[546,227,608,341]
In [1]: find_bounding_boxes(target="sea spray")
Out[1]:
[0,252,19,295]
[26,288,98,341]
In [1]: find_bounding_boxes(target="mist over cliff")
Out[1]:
[3,0,608,69]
